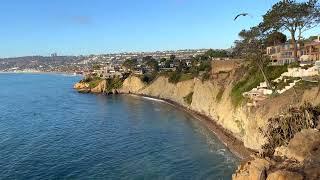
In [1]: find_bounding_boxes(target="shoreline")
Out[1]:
[124,93,255,160]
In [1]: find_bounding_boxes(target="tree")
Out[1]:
[122,59,138,70]
[142,56,153,63]
[261,0,320,59]
[160,58,167,63]
[145,59,159,72]
[92,63,101,70]
[233,26,272,88]
[265,31,287,46]
[169,54,176,60]
[164,59,173,68]
[233,26,265,59]
[205,49,229,58]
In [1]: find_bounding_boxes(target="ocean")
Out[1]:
[0,73,238,179]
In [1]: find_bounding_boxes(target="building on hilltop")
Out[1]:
[266,35,320,66]
[266,42,303,65]
[300,36,320,63]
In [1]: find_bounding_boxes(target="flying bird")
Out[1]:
[234,13,249,21]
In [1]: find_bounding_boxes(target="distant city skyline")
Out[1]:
[0,0,319,58]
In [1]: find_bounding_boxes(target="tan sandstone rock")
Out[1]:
[233,158,272,180]
[119,76,146,94]
[74,82,89,89]
[91,80,107,93]
[266,170,303,180]
[285,129,320,162]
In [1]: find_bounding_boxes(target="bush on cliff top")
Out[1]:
[80,76,103,88]
[139,73,157,84]
[167,72,195,84]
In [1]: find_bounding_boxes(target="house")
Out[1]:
[266,43,303,65]
[300,36,320,63]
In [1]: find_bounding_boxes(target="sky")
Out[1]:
[0,0,318,57]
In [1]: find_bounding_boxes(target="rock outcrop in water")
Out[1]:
[74,80,107,93]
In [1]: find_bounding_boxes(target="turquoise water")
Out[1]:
[0,73,238,179]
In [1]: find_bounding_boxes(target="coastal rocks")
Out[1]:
[74,82,91,93]
[233,158,273,180]
[74,80,107,94]
[266,170,303,180]
[74,82,89,89]
[274,129,320,162]
[286,129,320,162]
[232,158,305,180]
[91,80,107,93]
[233,128,320,180]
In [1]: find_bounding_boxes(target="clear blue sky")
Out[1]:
[0,0,317,57]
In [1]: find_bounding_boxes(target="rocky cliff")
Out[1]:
[118,75,267,151]
[117,73,320,153]
[75,70,320,179]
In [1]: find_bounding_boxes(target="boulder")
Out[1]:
[304,167,320,180]
[233,158,272,180]
[266,170,303,180]
[285,129,320,162]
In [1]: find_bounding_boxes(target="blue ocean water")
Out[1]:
[0,73,238,180]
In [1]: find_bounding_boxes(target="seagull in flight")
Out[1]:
[234,13,249,21]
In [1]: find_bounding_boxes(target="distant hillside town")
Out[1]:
[0,49,214,74]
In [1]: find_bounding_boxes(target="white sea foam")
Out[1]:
[141,96,165,103]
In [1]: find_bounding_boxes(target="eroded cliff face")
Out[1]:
[119,75,268,151]
[118,76,146,94]
[118,71,320,152]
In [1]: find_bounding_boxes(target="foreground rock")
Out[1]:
[233,129,320,180]
[267,171,303,180]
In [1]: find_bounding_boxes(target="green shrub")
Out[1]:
[216,88,224,102]
[179,73,194,82]
[184,92,194,105]
[140,73,157,84]
[288,61,300,68]
[81,76,103,88]
[167,72,195,84]
[168,72,181,84]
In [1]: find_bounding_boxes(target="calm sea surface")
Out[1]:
[0,73,238,180]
